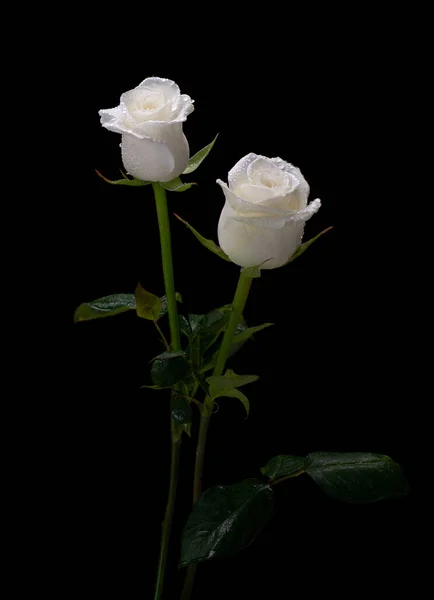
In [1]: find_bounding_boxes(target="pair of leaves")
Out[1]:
[180,452,408,567]
[175,213,332,269]
[261,451,409,503]
[95,134,218,189]
[74,285,182,323]
[200,321,273,374]
[206,369,259,416]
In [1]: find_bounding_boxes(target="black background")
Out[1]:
[65,13,415,600]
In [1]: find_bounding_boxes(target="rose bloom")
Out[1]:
[217,154,321,269]
[99,77,194,182]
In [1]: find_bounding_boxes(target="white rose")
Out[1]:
[99,77,194,182]
[217,154,321,269]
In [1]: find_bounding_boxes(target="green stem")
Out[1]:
[213,272,253,377]
[181,270,254,600]
[153,183,181,353]
[152,183,182,600]
[154,420,181,600]
[154,321,170,351]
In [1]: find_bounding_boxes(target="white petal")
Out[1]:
[172,93,195,120]
[121,127,189,182]
[270,157,310,207]
[227,153,260,191]
[99,106,130,135]
[137,77,180,102]
[218,202,304,269]
[216,180,288,217]
[285,198,321,222]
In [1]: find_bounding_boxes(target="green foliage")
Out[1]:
[135,283,162,321]
[151,351,192,388]
[286,227,333,265]
[74,294,135,322]
[174,214,231,261]
[180,479,273,566]
[261,455,307,480]
[95,169,150,186]
[183,134,219,174]
[305,452,409,503]
[160,177,196,192]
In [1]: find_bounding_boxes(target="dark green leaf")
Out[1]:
[179,315,191,337]
[188,313,206,333]
[151,351,192,388]
[171,394,193,425]
[183,134,219,174]
[152,351,185,360]
[286,227,333,265]
[174,214,231,261]
[135,283,162,321]
[261,455,307,480]
[160,177,196,192]
[214,388,250,416]
[95,169,150,186]
[190,310,227,354]
[74,294,135,322]
[306,452,409,503]
[180,479,273,566]
[199,314,249,373]
[158,292,183,320]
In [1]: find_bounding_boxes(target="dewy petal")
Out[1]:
[270,157,310,207]
[172,93,195,120]
[284,198,322,223]
[233,215,288,229]
[218,202,305,269]
[120,88,165,113]
[121,125,189,182]
[228,153,260,191]
[137,77,180,102]
[99,106,131,135]
[216,180,288,217]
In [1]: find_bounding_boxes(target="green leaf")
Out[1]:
[74,293,135,322]
[95,169,150,186]
[188,313,207,334]
[199,314,249,373]
[151,351,192,388]
[135,283,162,321]
[174,213,231,261]
[140,384,171,390]
[190,310,227,353]
[227,323,273,347]
[179,315,191,338]
[214,388,250,417]
[180,479,273,566]
[261,455,307,480]
[286,226,333,265]
[306,452,409,503]
[182,134,219,174]
[171,394,193,425]
[207,369,259,394]
[160,177,196,192]
[158,292,183,320]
